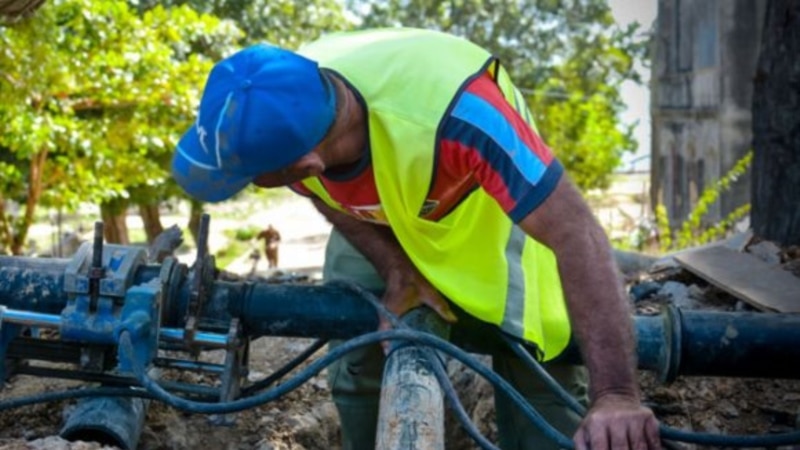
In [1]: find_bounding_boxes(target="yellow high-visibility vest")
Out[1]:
[299,28,571,360]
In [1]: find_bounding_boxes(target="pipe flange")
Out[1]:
[659,304,683,383]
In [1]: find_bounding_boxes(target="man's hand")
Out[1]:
[380,264,457,340]
[573,394,661,450]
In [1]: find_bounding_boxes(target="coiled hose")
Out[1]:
[3,280,799,449]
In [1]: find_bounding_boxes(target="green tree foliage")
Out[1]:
[135,0,352,47]
[127,0,352,245]
[348,0,647,190]
[0,0,241,253]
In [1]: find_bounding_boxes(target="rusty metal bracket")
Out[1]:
[184,214,213,353]
[211,318,249,426]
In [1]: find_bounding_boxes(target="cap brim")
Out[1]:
[172,127,253,203]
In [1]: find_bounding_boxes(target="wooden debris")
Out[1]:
[674,246,800,313]
[723,229,754,252]
[648,230,754,274]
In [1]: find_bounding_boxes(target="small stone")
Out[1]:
[658,281,698,309]
[735,300,750,311]
[630,281,662,302]
[747,240,782,265]
[718,399,740,418]
[254,439,277,450]
[687,284,706,300]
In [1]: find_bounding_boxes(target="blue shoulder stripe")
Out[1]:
[450,91,547,184]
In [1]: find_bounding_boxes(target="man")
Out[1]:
[257,224,282,268]
[172,28,660,450]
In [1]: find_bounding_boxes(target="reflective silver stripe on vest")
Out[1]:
[501,225,526,336]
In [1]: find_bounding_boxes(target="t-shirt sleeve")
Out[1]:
[439,75,563,223]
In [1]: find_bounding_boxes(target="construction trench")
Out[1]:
[1,216,799,449]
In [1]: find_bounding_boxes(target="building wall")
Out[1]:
[651,0,766,226]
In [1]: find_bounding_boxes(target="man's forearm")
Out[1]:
[519,179,639,402]
[555,222,639,401]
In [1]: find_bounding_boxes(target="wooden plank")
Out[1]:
[649,230,754,274]
[674,246,800,313]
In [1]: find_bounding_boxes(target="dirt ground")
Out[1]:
[2,196,800,450]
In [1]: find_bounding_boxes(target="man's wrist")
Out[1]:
[591,386,641,404]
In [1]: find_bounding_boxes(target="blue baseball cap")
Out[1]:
[172,44,337,202]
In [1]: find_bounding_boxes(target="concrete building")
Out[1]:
[650,0,766,226]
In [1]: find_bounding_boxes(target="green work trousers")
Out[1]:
[323,229,587,450]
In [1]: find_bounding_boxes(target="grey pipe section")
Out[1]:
[376,308,450,450]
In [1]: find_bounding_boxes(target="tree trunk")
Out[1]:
[0,0,46,19]
[6,149,47,255]
[100,199,130,245]
[139,203,164,245]
[751,0,800,246]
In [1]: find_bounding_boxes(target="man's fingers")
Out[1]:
[420,297,457,322]
[573,428,589,450]
[610,425,630,450]
[645,416,662,450]
[575,412,661,450]
[418,286,457,322]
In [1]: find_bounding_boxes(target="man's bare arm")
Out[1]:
[519,178,637,399]
[518,177,660,449]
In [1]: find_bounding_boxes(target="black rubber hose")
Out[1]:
[500,332,800,448]
[0,387,156,411]
[118,328,575,448]
[328,280,500,450]
[9,279,798,449]
[240,338,328,396]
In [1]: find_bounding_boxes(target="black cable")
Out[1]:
[500,333,587,415]
[499,332,800,448]
[118,327,576,448]
[0,280,564,449]
[336,282,573,449]
[240,338,328,396]
[8,279,799,449]
[0,387,156,411]
[502,333,687,450]
[657,426,800,447]
[327,280,500,450]
[5,282,499,447]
